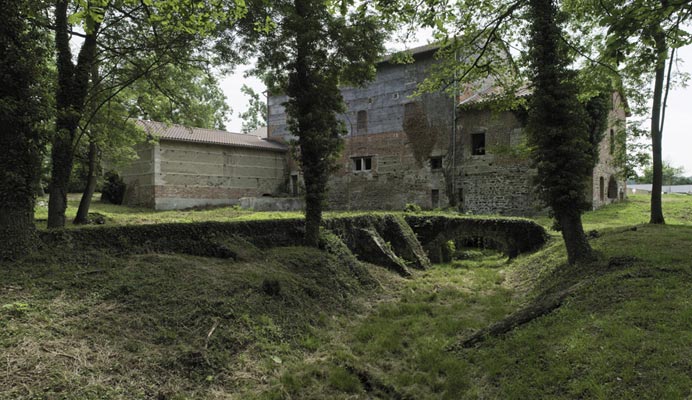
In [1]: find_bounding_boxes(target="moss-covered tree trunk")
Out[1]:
[74,141,99,225]
[48,0,100,228]
[0,0,49,260]
[649,28,667,225]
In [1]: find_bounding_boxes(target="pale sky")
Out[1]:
[221,37,692,176]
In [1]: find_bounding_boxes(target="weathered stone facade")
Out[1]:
[267,44,627,215]
[589,91,628,209]
[121,122,287,210]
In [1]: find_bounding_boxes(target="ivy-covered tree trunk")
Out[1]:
[48,0,100,228]
[526,0,596,264]
[74,141,99,225]
[285,0,346,247]
[0,1,49,259]
[649,28,667,225]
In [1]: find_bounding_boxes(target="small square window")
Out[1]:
[471,133,486,155]
[352,156,372,172]
[430,156,443,170]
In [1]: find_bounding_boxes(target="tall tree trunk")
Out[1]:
[0,0,47,259]
[527,0,595,264]
[649,27,667,224]
[558,209,595,265]
[48,0,100,228]
[74,141,99,225]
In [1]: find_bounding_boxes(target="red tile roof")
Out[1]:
[136,120,287,152]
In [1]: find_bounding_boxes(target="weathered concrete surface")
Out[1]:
[326,215,431,272]
[121,140,288,210]
[405,215,548,263]
[39,215,546,273]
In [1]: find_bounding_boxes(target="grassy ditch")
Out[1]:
[253,194,692,399]
[7,193,692,398]
[0,238,376,399]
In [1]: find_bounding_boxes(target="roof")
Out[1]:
[136,120,287,152]
[458,83,532,107]
[379,42,440,64]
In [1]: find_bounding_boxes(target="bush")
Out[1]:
[404,203,422,213]
[100,171,126,205]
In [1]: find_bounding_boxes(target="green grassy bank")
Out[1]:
[2,194,691,398]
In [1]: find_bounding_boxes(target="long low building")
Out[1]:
[121,120,288,210]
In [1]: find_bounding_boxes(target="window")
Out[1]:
[430,156,443,170]
[357,110,368,134]
[352,156,372,172]
[471,133,486,155]
[609,129,615,155]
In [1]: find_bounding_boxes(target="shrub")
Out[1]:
[404,203,422,213]
[100,171,126,205]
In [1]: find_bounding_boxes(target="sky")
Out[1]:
[220,36,692,176]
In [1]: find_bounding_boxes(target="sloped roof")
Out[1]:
[458,84,532,107]
[379,42,439,64]
[136,120,287,152]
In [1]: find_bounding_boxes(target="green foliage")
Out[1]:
[637,161,692,185]
[239,84,267,133]
[404,203,423,213]
[100,171,126,205]
[247,0,386,246]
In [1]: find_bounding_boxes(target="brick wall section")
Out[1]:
[327,131,448,210]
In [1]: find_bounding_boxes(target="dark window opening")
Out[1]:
[353,156,372,172]
[431,189,440,208]
[357,110,368,135]
[609,129,615,155]
[291,175,299,196]
[471,133,486,155]
[430,156,443,170]
[607,176,618,199]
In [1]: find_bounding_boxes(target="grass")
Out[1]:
[255,194,692,399]
[0,241,375,398]
[4,193,692,398]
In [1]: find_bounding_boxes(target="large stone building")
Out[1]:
[121,45,626,214]
[267,44,627,215]
[121,120,287,210]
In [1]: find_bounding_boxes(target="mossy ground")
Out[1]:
[4,193,692,398]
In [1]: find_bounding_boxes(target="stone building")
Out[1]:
[120,120,287,210]
[267,44,627,215]
[120,46,625,214]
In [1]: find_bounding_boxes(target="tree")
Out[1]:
[239,84,267,133]
[381,0,605,263]
[48,0,246,228]
[638,161,692,185]
[72,62,230,224]
[574,0,692,224]
[0,1,52,259]
[525,0,600,263]
[248,0,385,246]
